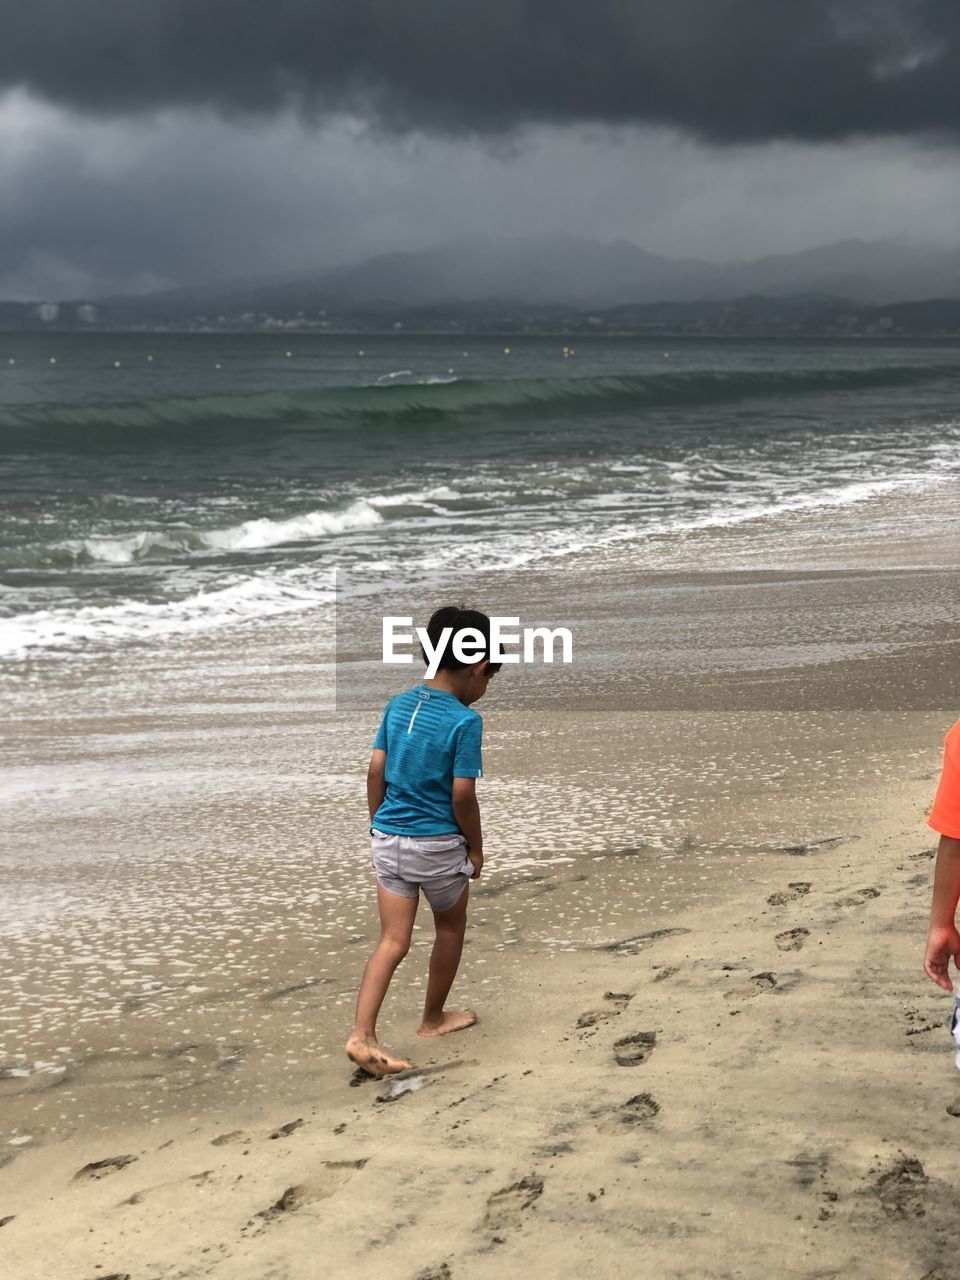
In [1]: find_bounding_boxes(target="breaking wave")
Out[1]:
[3,364,959,439]
[4,498,383,569]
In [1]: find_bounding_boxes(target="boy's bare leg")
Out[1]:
[418,884,477,1038]
[346,885,418,1074]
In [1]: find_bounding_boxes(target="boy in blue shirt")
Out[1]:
[346,606,500,1076]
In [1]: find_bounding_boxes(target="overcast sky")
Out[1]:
[3,1,960,300]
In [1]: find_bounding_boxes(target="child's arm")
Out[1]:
[924,834,960,991]
[452,777,483,878]
[367,749,387,823]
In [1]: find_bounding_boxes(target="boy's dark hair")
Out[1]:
[420,605,502,674]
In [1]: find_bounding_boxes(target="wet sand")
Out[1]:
[3,506,960,1276]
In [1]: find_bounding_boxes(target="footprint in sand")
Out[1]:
[576,993,634,1033]
[864,1156,960,1267]
[247,1159,368,1234]
[122,1169,214,1206]
[613,1031,657,1067]
[767,882,812,907]
[652,965,679,983]
[268,1118,304,1139]
[834,886,882,909]
[775,927,810,952]
[73,1154,137,1181]
[211,1130,246,1147]
[576,1010,615,1031]
[482,1175,544,1239]
[723,971,778,1001]
[416,1264,452,1280]
[596,1093,660,1133]
[604,992,633,1008]
[872,1155,929,1219]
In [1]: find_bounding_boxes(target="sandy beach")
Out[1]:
[4,486,960,1279]
[1,723,956,1279]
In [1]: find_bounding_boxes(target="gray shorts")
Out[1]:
[370,828,472,912]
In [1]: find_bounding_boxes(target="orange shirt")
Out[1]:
[928,720,960,839]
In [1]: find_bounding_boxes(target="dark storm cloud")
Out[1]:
[2,1,960,143]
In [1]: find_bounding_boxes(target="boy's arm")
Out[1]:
[452,777,483,878]
[924,834,960,991]
[367,749,387,823]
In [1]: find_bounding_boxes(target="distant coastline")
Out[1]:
[7,295,960,337]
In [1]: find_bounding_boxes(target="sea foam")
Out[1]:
[51,499,383,566]
[0,569,334,658]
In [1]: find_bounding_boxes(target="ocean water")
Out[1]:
[2,331,959,661]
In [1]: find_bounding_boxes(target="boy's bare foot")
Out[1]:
[345,1034,413,1076]
[417,1009,478,1038]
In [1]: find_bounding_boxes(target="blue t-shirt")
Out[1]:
[371,684,484,835]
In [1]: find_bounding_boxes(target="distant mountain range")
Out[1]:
[107,234,960,310]
[283,234,960,308]
[7,234,960,331]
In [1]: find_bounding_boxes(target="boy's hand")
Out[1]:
[367,749,387,822]
[467,849,484,880]
[924,925,960,991]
